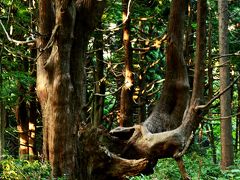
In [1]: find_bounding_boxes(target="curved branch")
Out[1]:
[0,20,35,45]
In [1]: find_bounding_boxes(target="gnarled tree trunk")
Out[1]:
[37,0,209,179]
[36,0,105,178]
[80,0,209,179]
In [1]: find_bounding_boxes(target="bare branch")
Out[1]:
[41,24,60,51]
[0,20,35,45]
[95,85,123,97]
[204,111,240,121]
[195,75,240,110]
[212,51,240,60]
[95,0,132,32]
[173,131,194,158]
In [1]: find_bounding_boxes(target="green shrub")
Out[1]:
[0,155,51,179]
[129,150,240,180]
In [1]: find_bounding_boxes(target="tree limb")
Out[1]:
[195,75,240,110]
[0,20,35,45]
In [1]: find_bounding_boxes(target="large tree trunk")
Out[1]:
[36,0,54,163]
[143,0,189,133]
[78,0,192,179]
[36,0,211,179]
[37,0,76,177]
[218,0,234,169]
[37,0,105,178]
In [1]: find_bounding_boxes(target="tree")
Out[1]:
[36,0,105,178]
[15,74,28,159]
[119,0,134,127]
[0,57,6,160]
[77,0,208,179]
[92,24,105,127]
[35,0,236,179]
[218,0,234,169]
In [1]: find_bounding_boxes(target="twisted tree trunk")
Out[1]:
[81,0,208,179]
[37,0,209,179]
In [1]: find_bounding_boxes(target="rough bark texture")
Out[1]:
[191,0,206,104]
[36,0,54,162]
[37,0,105,178]
[119,0,135,127]
[36,0,209,179]
[218,0,234,169]
[143,0,189,133]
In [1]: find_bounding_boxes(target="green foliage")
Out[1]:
[129,150,240,180]
[0,155,51,179]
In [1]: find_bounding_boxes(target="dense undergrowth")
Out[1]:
[0,147,239,180]
[130,146,240,180]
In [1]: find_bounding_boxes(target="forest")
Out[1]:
[0,0,240,179]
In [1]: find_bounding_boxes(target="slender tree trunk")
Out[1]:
[207,17,217,164]
[0,102,5,160]
[191,0,206,104]
[16,58,30,159]
[138,54,147,123]
[28,0,37,160]
[137,20,147,123]
[92,24,105,127]
[0,45,6,160]
[29,51,37,160]
[184,0,194,64]
[218,0,234,169]
[16,82,29,159]
[119,0,134,127]
[236,76,240,152]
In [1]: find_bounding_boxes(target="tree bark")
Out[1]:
[16,83,29,159]
[235,76,240,154]
[0,46,6,160]
[207,16,217,164]
[236,77,240,152]
[143,0,189,133]
[218,0,234,169]
[36,0,54,162]
[36,0,214,179]
[29,50,37,160]
[0,102,6,160]
[37,0,76,177]
[119,0,135,127]
[37,0,105,178]
[92,24,105,127]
